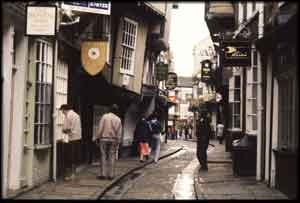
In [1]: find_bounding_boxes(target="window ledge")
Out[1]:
[34,144,52,150]
[24,145,33,150]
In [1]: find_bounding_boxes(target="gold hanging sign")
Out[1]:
[81,41,108,76]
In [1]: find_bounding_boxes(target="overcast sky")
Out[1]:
[169,2,210,77]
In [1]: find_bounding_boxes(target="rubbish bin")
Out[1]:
[232,135,257,176]
[225,130,243,152]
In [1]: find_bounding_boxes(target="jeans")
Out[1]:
[99,141,118,178]
[151,134,161,162]
[197,142,208,168]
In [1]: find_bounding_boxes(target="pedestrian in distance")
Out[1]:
[196,111,212,171]
[148,113,162,164]
[59,104,82,181]
[216,123,224,144]
[188,127,193,139]
[184,126,189,140]
[134,116,152,163]
[93,104,122,180]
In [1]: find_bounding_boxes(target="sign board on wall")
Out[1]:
[201,60,212,83]
[26,6,57,36]
[221,40,251,67]
[62,1,111,15]
[155,63,169,81]
[166,72,177,90]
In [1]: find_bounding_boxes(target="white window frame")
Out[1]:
[120,17,138,76]
[55,58,68,141]
[34,39,53,145]
[247,49,258,132]
[229,75,242,129]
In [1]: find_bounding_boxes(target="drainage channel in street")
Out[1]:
[172,144,215,200]
[100,171,143,200]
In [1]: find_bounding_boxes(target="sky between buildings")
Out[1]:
[169,2,210,77]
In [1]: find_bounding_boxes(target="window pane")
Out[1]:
[252,99,257,114]
[252,84,257,98]
[234,89,240,101]
[234,103,240,115]
[234,115,240,128]
[252,116,257,130]
[253,67,257,82]
[253,51,257,66]
[34,125,39,144]
[36,42,40,61]
[235,76,240,88]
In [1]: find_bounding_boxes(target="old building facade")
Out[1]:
[1,2,174,198]
[204,1,298,199]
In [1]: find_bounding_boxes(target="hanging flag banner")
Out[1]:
[155,63,169,81]
[81,41,108,76]
[166,72,178,90]
[62,1,111,15]
[221,40,251,67]
[201,60,212,83]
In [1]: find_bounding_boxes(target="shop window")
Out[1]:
[278,76,297,152]
[34,40,53,145]
[230,75,241,129]
[120,17,138,75]
[55,59,68,141]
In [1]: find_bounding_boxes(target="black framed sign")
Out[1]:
[221,40,251,67]
[155,63,169,81]
[166,72,177,90]
[201,60,212,83]
[26,5,57,36]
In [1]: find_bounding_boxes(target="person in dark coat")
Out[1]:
[196,111,212,171]
[134,117,151,162]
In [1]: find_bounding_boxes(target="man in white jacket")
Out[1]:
[60,104,82,181]
[93,104,122,180]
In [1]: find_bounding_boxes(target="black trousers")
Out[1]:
[63,140,81,176]
[197,142,208,168]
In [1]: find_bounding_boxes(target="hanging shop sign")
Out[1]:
[61,1,111,15]
[166,72,178,90]
[201,60,212,83]
[26,5,57,36]
[81,41,108,76]
[155,63,169,81]
[221,40,251,67]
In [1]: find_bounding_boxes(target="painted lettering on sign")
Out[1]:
[221,41,251,67]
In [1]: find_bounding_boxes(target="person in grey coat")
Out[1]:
[93,104,122,180]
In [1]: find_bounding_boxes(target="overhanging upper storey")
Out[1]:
[204,2,236,42]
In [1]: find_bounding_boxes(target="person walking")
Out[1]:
[60,104,82,181]
[93,104,122,180]
[184,126,189,140]
[196,111,212,171]
[216,123,224,144]
[134,117,151,162]
[148,113,162,164]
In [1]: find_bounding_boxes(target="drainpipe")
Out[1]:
[52,3,60,182]
[256,3,264,181]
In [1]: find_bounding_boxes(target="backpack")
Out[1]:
[150,120,161,134]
